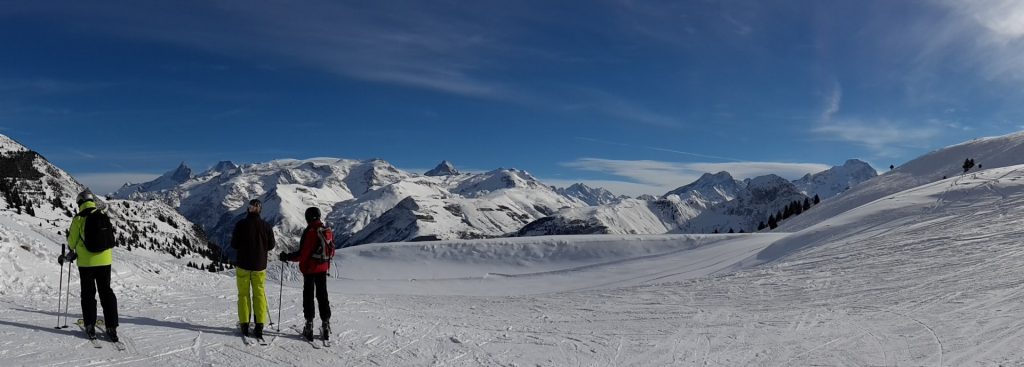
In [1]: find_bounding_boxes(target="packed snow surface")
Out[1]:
[5,163,1024,365]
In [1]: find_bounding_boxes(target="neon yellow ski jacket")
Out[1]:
[67,201,113,267]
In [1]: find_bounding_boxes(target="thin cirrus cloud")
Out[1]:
[812,83,942,157]
[4,1,514,99]
[931,0,1024,81]
[558,158,830,196]
[3,1,683,128]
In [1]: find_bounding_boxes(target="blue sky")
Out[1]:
[2,1,1023,196]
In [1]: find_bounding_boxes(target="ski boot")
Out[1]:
[302,320,314,341]
[321,319,331,341]
[239,322,250,337]
[107,326,119,343]
[84,324,97,340]
[254,323,264,340]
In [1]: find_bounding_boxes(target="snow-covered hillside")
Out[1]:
[780,131,1024,232]
[0,134,212,261]
[6,153,1024,364]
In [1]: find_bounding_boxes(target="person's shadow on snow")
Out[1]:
[12,307,240,338]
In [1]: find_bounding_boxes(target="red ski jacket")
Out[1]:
[286,220,331,275]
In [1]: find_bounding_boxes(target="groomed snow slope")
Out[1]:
[5,165,1024,365]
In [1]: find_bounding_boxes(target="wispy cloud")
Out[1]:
[909,1,1024,83]
[563,88,683,128]
[813,118,942,156]
[575,137,742,161]
[3,1,516,100]
[559,157,831,196]
[0,78,116,95]
[812,82,943,157]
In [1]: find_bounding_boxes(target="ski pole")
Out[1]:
[54,246,66,329]
[266,283,274,328]
[277,260,284,333]
[62,261,72,328]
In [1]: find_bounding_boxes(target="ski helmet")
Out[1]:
[76,190,95,205]
[304,207,321,223]
[248,198,262,213]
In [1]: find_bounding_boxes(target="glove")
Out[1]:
[278,252,289,262]
[66,251,78,263]
[58,254,66,265]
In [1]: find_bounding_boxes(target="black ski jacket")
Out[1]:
[231,213,276,271]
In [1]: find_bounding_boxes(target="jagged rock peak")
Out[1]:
[425,160,460,176]
[168,161,193,182]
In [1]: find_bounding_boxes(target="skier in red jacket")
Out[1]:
[279,207,334,342]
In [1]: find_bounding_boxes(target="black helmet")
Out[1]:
[247,198,262,213]
[76,190,95,205]
[304,207,321,223]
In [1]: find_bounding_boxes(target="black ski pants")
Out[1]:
[79,265,119,328]
[302,273,330,322]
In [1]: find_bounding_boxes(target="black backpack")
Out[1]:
[80,208,116,253]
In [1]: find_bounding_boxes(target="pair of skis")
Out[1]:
[291,325,331,349]
[240,333,275,347]
[239,325,275,347]
[75,319,126,351]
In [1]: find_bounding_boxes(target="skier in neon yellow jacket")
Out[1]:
[62,190,119,342]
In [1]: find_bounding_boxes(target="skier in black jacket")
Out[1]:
[231,199,276,339]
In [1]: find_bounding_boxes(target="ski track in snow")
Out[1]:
[6,168,1024,365]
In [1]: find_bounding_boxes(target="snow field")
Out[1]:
[6,163,1024,365]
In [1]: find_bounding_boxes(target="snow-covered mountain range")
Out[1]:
[112,152,878,254]
[112,159,586,256]
[0,134,214,262]
[521,160,876,236]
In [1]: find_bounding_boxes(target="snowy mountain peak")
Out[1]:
[168,161,193,182]
[425,160,460,176]
[114,161,194,196]
[793,159,877,200]
[0,134,29,154]
[743,174,792,194]
[556,183,621,206]
[664,171,743,205]
[453,168,544,196]
[208,160,239,174]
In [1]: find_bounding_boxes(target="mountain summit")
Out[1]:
[115,161,193,196]
[556,183,621,206]
[425,160,460,176]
